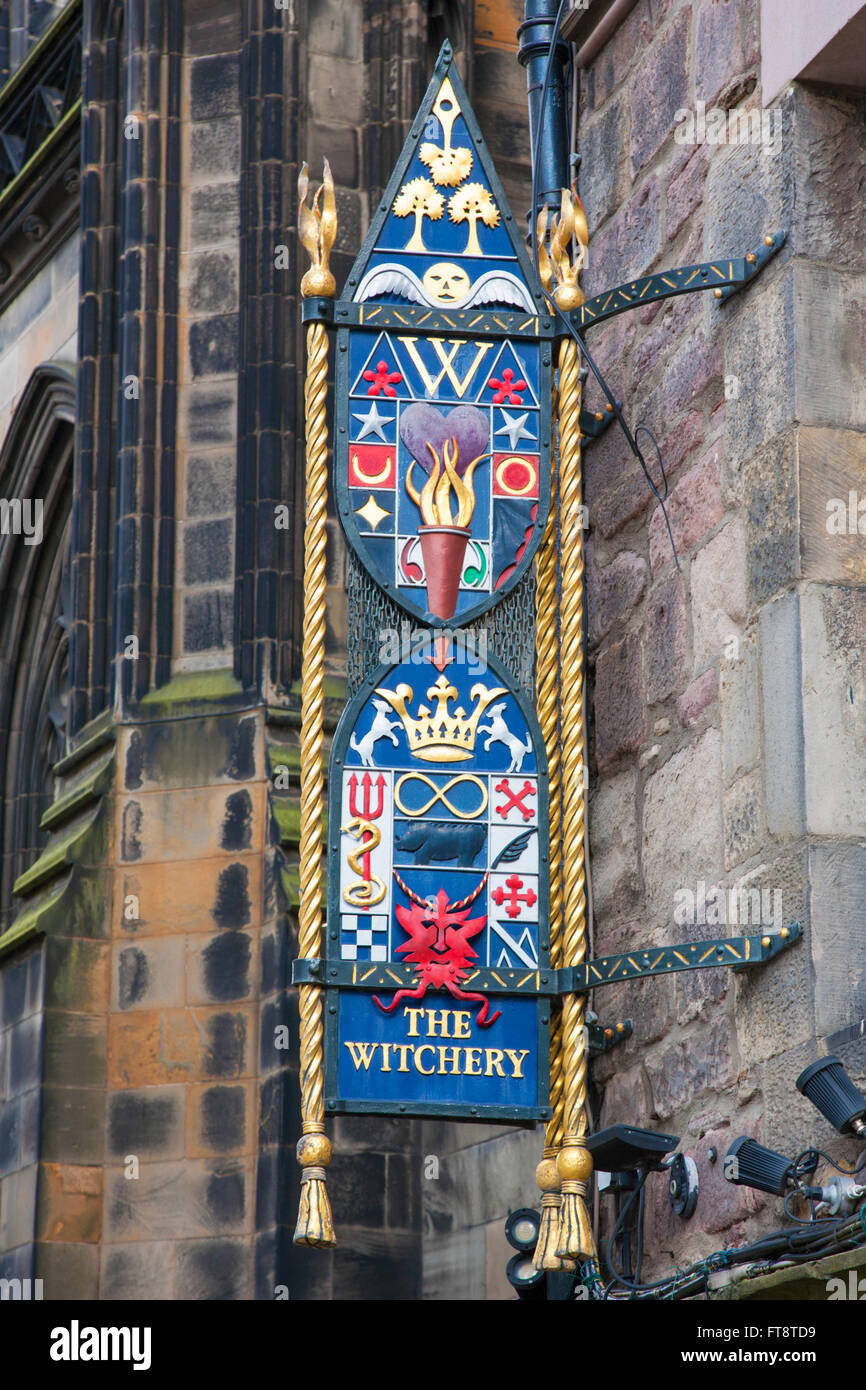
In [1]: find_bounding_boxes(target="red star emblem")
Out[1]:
[488,367,527,405]
[363,360,403,397]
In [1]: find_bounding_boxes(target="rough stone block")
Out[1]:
[189,182,240,249]
[720,631,759,784]
[108,1087,186,1161]
[179,379,238,446]
[594,631,646,771]
[644,573,687,703]
[695,0,759,104]
[112,937,186,1012]
[35,1240,99,1301]
[629,8,690,177]
[186,452,236,518]
[100,1240,175,1300]
[579,88,629,234]
[690,517,747,671]
[188,313,239,379]
[187,932,255,1006]
[589,767,641,923]
[759,590,805,840]
[186,251,238,317]
[649,446,724,573]
[174,1237,251,1300]
[645,1015,736,1122]
[794,263,866,432]
[117,783,264,865]
[742,431,799,606]
[37,1163,102,1244]
[723,768,764,869]
[677,666,719,727]
[0,1162,38,1250]
[189,118,241,183]
[182,588,234,653]
[190,54,240,122]
[642,729,723,929]
[734,850,813,1065]
[667,143,709,243]
[800,586,866,839]
[810,841,866,1039]
[115,855,262,936]
[187,1081,253,1156]
[587,546,648,646]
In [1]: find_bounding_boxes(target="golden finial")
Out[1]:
[298,159,338,298]
[536,186,588,312]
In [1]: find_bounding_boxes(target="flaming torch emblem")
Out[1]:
[400,403,489,656]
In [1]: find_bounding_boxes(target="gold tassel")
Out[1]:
[531,360,567,1270]
[538,192,596,1264]
[294,162,338,1248]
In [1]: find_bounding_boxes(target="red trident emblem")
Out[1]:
[495,778,536,821]
[343,772,387,908]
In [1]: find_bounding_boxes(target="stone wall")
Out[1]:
[577,0,866,1274]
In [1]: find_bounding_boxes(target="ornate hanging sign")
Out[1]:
[316,634,551,1123]
[329,60,554,637]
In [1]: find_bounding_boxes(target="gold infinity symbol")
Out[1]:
[394,773,488,820]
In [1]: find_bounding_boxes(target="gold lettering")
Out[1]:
[426,1008,451,1038]
[398,337,494,399]
[484,1048,506,1077]
[452,1011,471,1040]
[344,1041,378,1071]
[403,1007,425,1037]
[464,1047,482,1076]
[505,1048,530,1079]
[415,1045,436,1075]
[381,1043,391,1072]
[438,1045,462,1074]
[393,1043,412,1073]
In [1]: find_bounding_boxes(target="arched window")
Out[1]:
[0,362,74,932]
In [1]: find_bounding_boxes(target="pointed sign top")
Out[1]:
[343,45,543,315]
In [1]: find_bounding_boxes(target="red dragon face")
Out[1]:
[373,879,501,1027]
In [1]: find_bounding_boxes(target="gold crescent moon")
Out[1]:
[352,450,393,486]
[495,456,536,497]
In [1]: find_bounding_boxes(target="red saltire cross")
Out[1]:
[364,360,403,397]
[487,367,526,404]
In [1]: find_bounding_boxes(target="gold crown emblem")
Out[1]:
[376,675,508,763]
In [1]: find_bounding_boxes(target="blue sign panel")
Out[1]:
[325,637,551,1124]
[334,56,553,630]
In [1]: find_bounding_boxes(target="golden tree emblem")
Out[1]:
[393,177,445,253]
[448,183,500,257]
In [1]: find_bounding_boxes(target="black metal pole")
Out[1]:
[517,0,571,221]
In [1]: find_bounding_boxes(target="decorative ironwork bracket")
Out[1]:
[568,231,787,332]
[293,921,801,995]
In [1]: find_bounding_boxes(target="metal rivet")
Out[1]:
[714,288,723,299]
[765,234,774,246]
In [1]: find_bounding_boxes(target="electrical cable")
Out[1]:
[527,1,680,568]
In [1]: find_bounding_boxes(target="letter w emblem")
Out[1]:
[399,337,494,398]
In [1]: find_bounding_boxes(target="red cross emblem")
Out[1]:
[495,778,536,821]
[491,874,537,919]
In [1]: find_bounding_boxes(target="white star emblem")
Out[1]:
[353,401,394,442]
[495,408,535,451]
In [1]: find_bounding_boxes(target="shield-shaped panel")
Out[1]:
[332,47,554,629]
[324,634,551,1124]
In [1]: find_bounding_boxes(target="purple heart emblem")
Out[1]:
[399,403,489,477]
